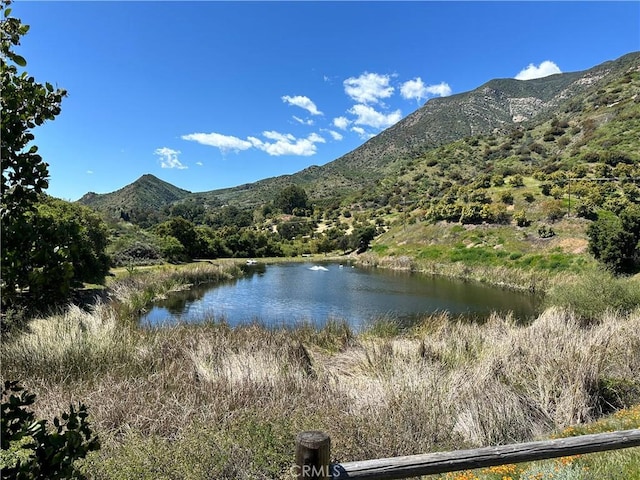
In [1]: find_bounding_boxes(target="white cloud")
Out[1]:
[293,115,314,126]
[328,130,343,141]
[333,116,350,130]
[348,104,402,129]
[196,161,203,166]
[426,82,452,97]
[181,132,253,153]
[249,131,326,156]
[155,147,187,169]
[515,60,562,80]
[401,78,452,102]
[182,129,328,157]
[308,132,325,143]
[282,95,323,115]
[344,72,394,104]
[262,131,295,142]
[350,126,374,140]
[86,170,94,174]
[400,78,427,101]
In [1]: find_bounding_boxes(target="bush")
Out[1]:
[514,210,531,227]
[2,196,110,311]
[1,381,100,479]
[510,174,525,187]
[542,200,565,222]
[110,241,161,267]
[587,206,640,274]
[538,225,555,238]
[545,270,640,320]
[499,191,514,205]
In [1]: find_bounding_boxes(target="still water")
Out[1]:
[141,262,539,330]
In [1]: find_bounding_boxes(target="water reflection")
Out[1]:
[141,262,539,329]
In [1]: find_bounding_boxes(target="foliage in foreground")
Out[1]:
[1,1,110,316]
[1,381,100,480]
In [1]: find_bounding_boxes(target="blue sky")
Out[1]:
[13,1,640,201]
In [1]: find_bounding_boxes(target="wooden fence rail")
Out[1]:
[295,429,640,480]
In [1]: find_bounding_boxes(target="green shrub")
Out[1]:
[538,225,555,238]
[110,241,161,267]
[514,210,531,227]
[545,270,640,320]
[587,206,640,274]
[499,191,514,205]
[1,381,100,479]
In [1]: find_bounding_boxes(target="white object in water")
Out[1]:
[309,265,329,271]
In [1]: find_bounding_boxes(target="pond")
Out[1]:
[141,262,540,330]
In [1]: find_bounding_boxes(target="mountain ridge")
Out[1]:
[77,51,639,215]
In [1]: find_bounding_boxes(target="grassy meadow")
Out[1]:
[2,262,640,479]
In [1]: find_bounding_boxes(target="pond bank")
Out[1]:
[354,252,574,293]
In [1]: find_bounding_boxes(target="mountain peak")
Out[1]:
[78,173,191,213]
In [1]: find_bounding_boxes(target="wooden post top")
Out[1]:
[297,431,331,448]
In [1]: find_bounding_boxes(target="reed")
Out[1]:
[109,261,242,321]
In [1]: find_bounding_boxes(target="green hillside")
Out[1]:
[77,52,640,282]
[78,173,192,218]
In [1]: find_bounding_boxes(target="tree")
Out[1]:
[1,1,66,219]
[1,2,71,310]
[3,196,111,310]
[274,185,309,215]
[587,206,640,274]
[154,217,204,260]
[353,225,377,254]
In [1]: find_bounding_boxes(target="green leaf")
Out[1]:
[4,7,12,17]
[12,54,26,67]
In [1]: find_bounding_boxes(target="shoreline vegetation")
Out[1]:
[355,252,570,293]
[2,258,640,479]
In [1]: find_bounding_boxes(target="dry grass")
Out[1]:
[2,264,639,478]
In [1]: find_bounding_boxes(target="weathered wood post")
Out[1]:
[295,431,331,480]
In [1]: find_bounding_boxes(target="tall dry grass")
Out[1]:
[2,296,639,478]
[108,261,242,321]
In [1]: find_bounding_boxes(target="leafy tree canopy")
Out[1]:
[588,205,640,274]
[274,185,309,215]
[1,2,110,312]
[1,380,100,479]
[1,0,66,219]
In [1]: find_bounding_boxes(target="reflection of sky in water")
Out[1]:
[141,263,539,329]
